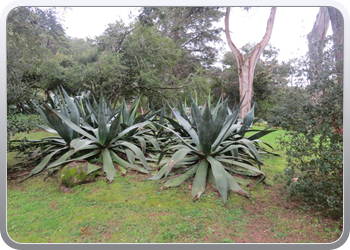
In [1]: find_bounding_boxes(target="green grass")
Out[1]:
[8,174,246,243]
[246,126,288,181]
[6,127,342,243]
[10,129,55,140]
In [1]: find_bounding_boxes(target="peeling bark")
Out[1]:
[225,7,277,118]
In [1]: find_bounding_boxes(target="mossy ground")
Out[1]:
[6,128,343,243]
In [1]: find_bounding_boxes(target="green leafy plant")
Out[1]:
[271,40,343,218]
[7,113,45,142]
[150,96,276,202]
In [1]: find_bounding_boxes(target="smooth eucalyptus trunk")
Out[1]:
[225,7,277,118]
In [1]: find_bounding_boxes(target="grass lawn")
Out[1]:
[6,128,342,243]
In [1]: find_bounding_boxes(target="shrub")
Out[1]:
[7,113,44,141]
[276,127,343,218]
[271,40,343,218]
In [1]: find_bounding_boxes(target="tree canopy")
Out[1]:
[7,6,331,118]
[7,7,69,111]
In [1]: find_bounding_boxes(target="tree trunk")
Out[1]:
[327,7,344,85]
[307,7,343,134]
[307,7,330,85]
[225,7,277,118]
[308,7,343,84]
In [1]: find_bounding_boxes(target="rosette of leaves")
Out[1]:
[18,87,84,178]
[23,91,153,182]
[164,95,244,143]
[150,97,276,202]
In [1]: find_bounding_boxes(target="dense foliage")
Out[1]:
[7,113,44,141]
[7,7,69,109]
[6,7,294,115]
[271,37,343,218]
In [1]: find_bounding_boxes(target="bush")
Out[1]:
[271,39,343,218]
[253,122,269,128]
[276,129,343,218]
[7,113,44,141]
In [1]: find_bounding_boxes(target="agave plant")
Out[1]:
[24,90,155,182]
[150,97,276,202]
[18,87,84,179]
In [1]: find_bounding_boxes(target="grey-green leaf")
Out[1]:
[163,163,199,187]
[191,160,209,199]
[207,156,228,202]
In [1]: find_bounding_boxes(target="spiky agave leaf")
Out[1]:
[53,112,152,181]
[212,98,228,139]
[191,160,209,199]
[33,88,83,146]
[42,103,74,144]
[98,94,109,144]
[61,87,80,139]
[239,103,255,137]
[197,102,214,156]
[163,163,199,187]
[207,156,229,202]
[102,148,116,182]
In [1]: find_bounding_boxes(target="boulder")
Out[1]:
[58,161,100,188]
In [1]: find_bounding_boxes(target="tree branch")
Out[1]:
[225,7,243,68]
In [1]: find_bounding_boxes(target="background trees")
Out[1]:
[7,6,293,115]
[270,7,343,217]
[212,44,292,119]
[271,43,343,218]
[137,7,226,107]
[138,7,225,67]
[7,7,69,110]
[6,6,320,139]
[7,7,69,140]
[93,21,184,107]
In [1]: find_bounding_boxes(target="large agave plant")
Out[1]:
[24,90,154,182]
[19,87,85,180]
[151,97,276,202]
